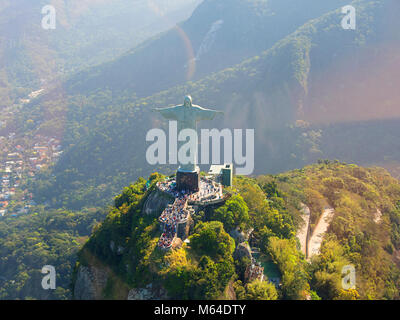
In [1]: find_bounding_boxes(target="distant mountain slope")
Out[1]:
[65,0,352,98]
[0,0,201,106]
[23,0,400,209]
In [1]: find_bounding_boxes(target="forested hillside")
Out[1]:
[2,0,400,302]
[63,0,352,98]
[21,0,400,209]
[3,161,399,300]
[72,162,400,300]
[0,206,106,300]
[258,161,400,299]
[0,0,200,107]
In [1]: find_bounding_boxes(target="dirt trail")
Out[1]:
[297,203,310,257]
[307,207,335,259]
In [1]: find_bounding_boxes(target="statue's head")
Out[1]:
[184,95,192,107]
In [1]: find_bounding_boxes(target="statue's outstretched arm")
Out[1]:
[152,105,179,120]
[195,105,224,120]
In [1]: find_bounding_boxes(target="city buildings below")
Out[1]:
[0,133,62,218]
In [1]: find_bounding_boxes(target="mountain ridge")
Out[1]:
[27,0,400,209]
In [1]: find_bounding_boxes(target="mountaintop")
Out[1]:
[72,162,400,300]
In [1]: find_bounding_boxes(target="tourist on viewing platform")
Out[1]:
[156,175,225,249]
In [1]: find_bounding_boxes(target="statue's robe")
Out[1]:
[155,104,219,172]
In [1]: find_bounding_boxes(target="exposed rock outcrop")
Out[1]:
[73,265,109,300]
[110,240,125,255]
[233,242,252,261]
[127,283,169,300]
[229,227,252,244]
[373,209,382,224]
[74,263,169,300]
[143,189,174,215]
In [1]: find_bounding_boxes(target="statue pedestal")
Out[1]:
[176,167,200,192]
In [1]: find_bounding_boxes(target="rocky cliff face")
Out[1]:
[73,265,109,300]
[73,263,169,300]
[143,189,174,216]
[127,284,169,300]
[73,189,174,300]
[233,242,252,261]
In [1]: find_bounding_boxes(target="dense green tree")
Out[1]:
[268,237,309,299]
[246,280,278,300]
[190,221,235,259]
[213,195,250,232]
[0,207,105,300]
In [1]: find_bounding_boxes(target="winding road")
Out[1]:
[307,207,335,258]
[297,203,310,257]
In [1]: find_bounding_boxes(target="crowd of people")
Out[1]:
[189,179,222,202]
[156,179,177,197]
[158,193,191,249]
[156,177,224,249]
[157,178,223,204]
[158,223,177,249]
[159,197,189,225]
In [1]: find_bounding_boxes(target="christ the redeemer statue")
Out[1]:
[153,95,223,191]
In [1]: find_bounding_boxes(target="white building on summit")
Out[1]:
[208,163,233,187]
